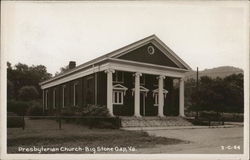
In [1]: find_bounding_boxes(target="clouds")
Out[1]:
[2,1,248,74]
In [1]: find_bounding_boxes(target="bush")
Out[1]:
[198,111,243,122]
[60,105,120,128]
[7,100,30,116]
[7,112,24,128]
[199,111,221,120]
[81,105,110,117]
[81,117,121,129]
[61,105,110,117]
[26,101,43,118]
[18,85,39,101]
[222,113,243,122]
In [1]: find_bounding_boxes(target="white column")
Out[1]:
[158,75,165,117]
[179,78,185,117]
[105,69,115,116]
[134,72,142,117]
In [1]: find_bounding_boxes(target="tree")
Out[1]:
[209,77,228,114]
[186,74,244,116]
[185,78,198,112]
[7,62,52,100]
[186,76,214,117]
[55,65,69,76]
[223,74,244,113]
[7,80,14,100]
[18,86,39,101]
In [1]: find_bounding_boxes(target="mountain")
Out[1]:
[184,66,243,80]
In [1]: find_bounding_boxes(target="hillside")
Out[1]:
[184,66,243,80]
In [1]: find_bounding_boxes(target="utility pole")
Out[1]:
[196,67,199,89]
[196,67,199,118]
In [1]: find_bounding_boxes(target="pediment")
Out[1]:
[109,35,191,70]
[153,88,168,94]
[113,84,128,90]
[153,88,168,98]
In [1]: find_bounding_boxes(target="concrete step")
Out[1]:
[120,116,193,127]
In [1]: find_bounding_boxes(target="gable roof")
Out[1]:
[109,35,191,69]
[113,84,128,91]
[40,34,192,86]
[153,88,168,98]
[116,42,181,69]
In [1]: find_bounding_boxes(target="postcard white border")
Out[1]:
[0,1,249,160]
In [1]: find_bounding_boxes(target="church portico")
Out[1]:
[105,68,185,117]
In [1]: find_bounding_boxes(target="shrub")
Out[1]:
[60,105,110,117]
[26,101,43,117]
[18,85,39,101]
[59,105,119,128]
[221,113,243,122]
[199,111,221,120]
[7,100,30,116]
[81,105,110,117]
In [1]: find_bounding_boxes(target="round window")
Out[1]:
[147,46,155,55]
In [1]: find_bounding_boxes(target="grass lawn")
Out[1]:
[7,119,188,154]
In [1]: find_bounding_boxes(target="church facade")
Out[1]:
[40,35,192,117]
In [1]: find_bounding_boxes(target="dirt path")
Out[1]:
[136,127,243,154]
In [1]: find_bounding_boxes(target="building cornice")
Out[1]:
[108,58,190,73]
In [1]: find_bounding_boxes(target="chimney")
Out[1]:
[69,61,76,69]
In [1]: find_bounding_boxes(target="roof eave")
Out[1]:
[39,57,109,86]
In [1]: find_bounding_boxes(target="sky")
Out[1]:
[1,1,249,75]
